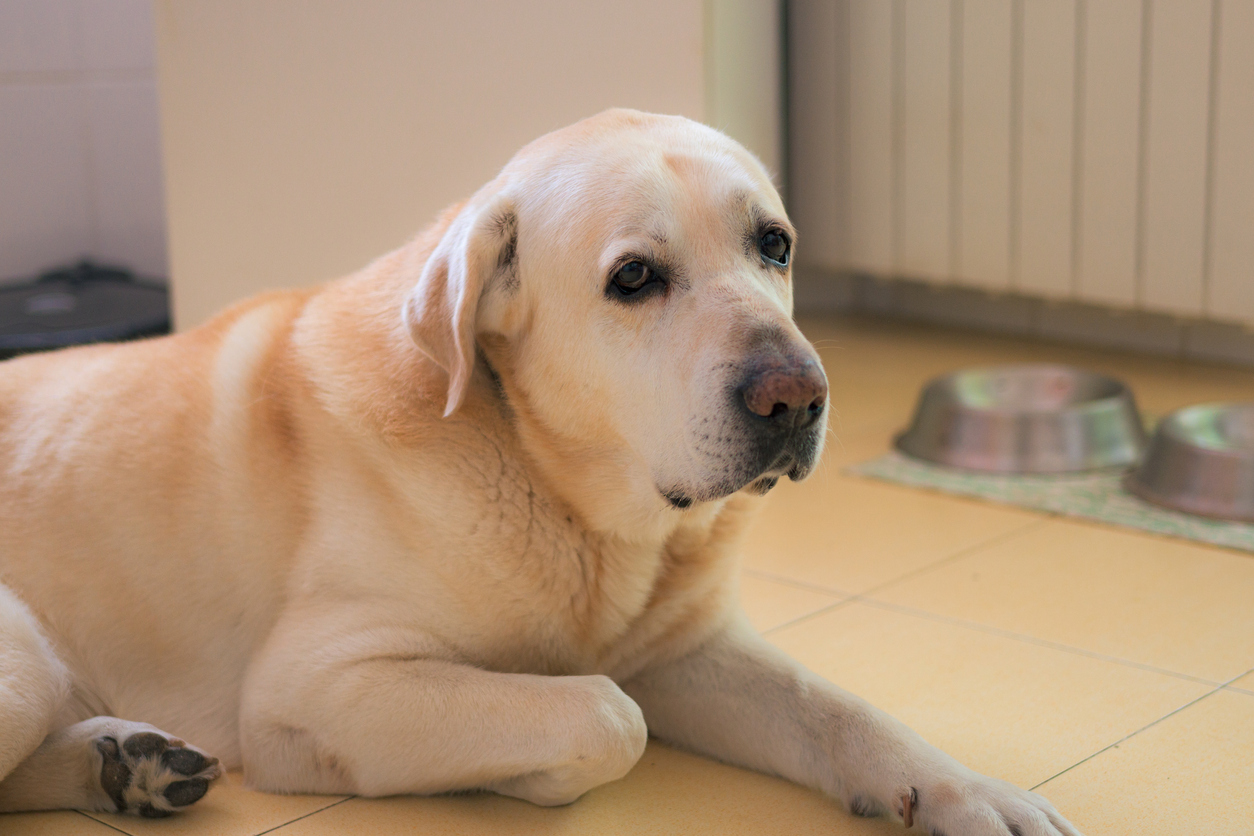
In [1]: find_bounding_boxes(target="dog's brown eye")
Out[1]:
[760,230,790,266]
[611,261,654,295]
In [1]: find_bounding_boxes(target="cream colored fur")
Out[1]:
[0,110,1080,834]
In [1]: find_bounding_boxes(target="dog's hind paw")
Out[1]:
[96,729,223,817]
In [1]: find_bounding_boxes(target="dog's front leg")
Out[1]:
[621,619,1082,835]
[241,621,647,806]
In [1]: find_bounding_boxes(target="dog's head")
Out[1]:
[404,109,827,520]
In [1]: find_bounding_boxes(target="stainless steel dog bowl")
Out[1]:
[895,365,1147,473]
[1125,403,1254,522]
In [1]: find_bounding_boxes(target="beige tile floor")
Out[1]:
[6,315,1254,835]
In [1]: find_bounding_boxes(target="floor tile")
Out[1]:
[739,573,845,633]
[767,602,1209,790]
[872,518,1254,682]
[276,740,899,836]
[1225,671,1254,696]
[1037,689,1254,836]
[0,811,124,835]
[742,467,1043,595]
[86,771,347,836]
[817,422,901,468]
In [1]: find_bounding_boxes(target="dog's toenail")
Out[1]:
[138,803,171,818]
[95,737,120,759]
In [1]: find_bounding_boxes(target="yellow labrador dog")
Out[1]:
[0,110,1080,835]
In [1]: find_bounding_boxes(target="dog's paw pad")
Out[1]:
[96,730,222,816]
[163,746,212,775]
[163,778,211,806]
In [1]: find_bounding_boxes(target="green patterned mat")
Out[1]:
[846,451,1254,554]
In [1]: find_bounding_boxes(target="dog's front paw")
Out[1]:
[95,729,223,817]
[891,772,1082,836]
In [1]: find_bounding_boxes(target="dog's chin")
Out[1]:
[661,448,821,509]
[660,472,781,509]
[660,476,752,509]
[745,451,819,495]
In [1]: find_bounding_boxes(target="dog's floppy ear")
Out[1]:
[403,191,516,417]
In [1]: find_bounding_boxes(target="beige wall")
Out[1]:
[156,0,781,329]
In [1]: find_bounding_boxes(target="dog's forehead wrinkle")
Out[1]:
[520,139,766,241]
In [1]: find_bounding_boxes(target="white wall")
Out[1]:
[790,0,1254,330]
[707,0,785,191]
[0,0,168,283]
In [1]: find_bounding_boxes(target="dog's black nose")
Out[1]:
[740,360,828,431]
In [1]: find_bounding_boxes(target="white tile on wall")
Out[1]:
[845,0,896,276]
[87,81,168,278]
[1075,0,1143,308]
[0,0,168,284]
[788,0,843,271]
[1206,0,1254,325]
[1140,0,1212,316]
[958,0,1013,291]
[0,84,94,282]
[898,0,952,283]
[0,0,79,75]
[77,0,157,72]
[1015,0,1076,297]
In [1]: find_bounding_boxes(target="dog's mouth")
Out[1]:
[746,448,818,494]
[660,443,820,510]
[658,401,828,510]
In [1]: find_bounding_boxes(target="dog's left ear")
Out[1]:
[403,191,517,417]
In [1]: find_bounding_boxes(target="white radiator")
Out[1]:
[789,0,1254,328]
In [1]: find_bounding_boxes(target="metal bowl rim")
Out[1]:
[1155,402,1254,455]
[918,364,1136,417]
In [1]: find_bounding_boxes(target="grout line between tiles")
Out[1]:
[74,810,133,835]
[745,484,1237,688]
[1223,684,1254,698]
[0,69,154,85]
[254,796,357,836]
[858,518,1052,598]
[852,596,1223,688]
[763,598,860,635]
[742,567,857,599]
[1029,666,1254,791]
[745,516,1049,605]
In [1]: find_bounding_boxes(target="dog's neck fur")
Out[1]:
[291,238,756,674]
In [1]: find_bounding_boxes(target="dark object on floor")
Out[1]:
[1127,403,1254,523]
[0,261,170,359]
[895,364,1147,473]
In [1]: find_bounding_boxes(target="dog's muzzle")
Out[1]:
[733,359,828,485]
